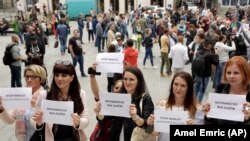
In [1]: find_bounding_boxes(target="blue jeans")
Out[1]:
[213,62,226,89]
[95,35,102,52]
[78,27,83,42]
[72,55,84,74]
[59,37,67,53]
[143,47,154,66]
[10,65,22,87]
[17,32,23,44]
[195,76,209,103]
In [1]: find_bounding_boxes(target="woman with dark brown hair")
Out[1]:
[94,67,154,141]
[147,71,204,141]
[32,60,89,141]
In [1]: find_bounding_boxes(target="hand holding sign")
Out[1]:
[243,102,250,121]
[94,101,101,115]
[129,104,137,117]
[202,102,211,116]
[0,96,4,112]
[32,109,44,126]
[72,113,81,128]
[147,114,155,126]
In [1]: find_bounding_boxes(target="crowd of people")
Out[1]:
[0,2,250,141]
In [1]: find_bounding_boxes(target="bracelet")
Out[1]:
[36,123,44,130]
[90,75,95,77]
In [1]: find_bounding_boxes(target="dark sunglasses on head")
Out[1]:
[55,60,71,65]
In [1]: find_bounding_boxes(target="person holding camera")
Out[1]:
[213,35,236,89]
[25,34,45,65]
[221,20,232,38]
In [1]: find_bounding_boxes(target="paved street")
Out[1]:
[0,21,213,141]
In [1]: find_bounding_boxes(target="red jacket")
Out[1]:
[123,47,138,67]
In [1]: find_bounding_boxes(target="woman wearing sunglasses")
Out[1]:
[0,65,47,141]
[31,60,89,141]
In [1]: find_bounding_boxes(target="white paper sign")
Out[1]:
[242,23,249,31]
[154,109,188,133]
[41,100,74,126]
[0,88,32,109]
[96,53,124,73]
[207,93,245,122]
[100,92,131,118]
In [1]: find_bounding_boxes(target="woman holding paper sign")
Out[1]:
[146,71,204,141]
[203,56,250,124]
[0,64,47,141]
[94,67,154,141]
[31,60,89,141]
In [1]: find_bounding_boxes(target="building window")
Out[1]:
[0,0,3,9]
[231,0,238,6]
[222,0,229,6]
[240,0,248,6]
[221,0,248,6]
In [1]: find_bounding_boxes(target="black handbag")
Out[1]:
[29,124,45,141]
[54,40,59,48]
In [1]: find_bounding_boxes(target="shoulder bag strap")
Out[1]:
[139,93,145,116]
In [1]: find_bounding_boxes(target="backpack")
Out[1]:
[191,51,209,77]
[3,44,16,65]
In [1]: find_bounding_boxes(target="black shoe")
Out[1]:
[81,73,87,77]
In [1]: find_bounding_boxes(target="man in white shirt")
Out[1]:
[17,4,22,12]
[169,35,189,75]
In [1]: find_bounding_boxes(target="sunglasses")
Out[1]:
[55,60,71,65]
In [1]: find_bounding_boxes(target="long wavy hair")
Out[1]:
[47,63,84,114]
[167,72,197,118]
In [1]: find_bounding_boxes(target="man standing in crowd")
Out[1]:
[194,38,219,104]
[123,39,138,67]
[169,35,189,75]
[160,28,171,77]
[77,13,85,44]
[8,35,24,87]
[95,18,103,53]
[68,29,87,77]
[56,20,68,56]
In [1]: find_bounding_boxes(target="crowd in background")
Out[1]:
[0,2,250,141]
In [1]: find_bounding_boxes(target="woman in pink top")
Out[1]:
[32,60,89,141]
